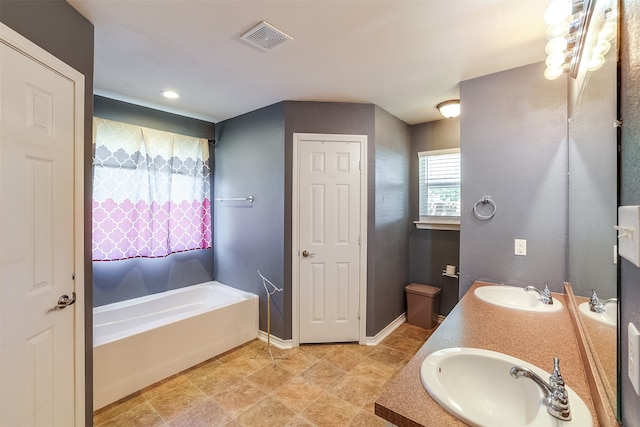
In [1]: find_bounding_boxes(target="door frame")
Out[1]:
[0,23,85,424]
[291,133,367,347]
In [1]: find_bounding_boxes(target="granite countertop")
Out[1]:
[375,281,599,427]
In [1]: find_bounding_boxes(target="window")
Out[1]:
[92,117,212,261]
[416,148,461,230]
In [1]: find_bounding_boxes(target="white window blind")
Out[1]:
[418,148,461,219]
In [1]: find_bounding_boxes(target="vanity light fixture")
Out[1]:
[437,100,461,119]
[161,90,180,99]
[543,0,616,80]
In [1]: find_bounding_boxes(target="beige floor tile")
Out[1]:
[324,346,367,372]
[149,381,208,421]
[366,345,409,368]
[285,415,316,426]
[212,379,268,418]
[187,365,248,396]
[246,362,294,389]
[349,358,396,386]
[381,333,423,355]
[272,376,325,413]
[274,348,318,375]
[93,393,147,426]
[222,353,273,376]
[348,408,387,426]
[216,339,263,364]
[141,374,189,400]
[167,397,231,427]
[328,374,382,408]
[98,401,165,427]
[298,343,341,359]
[394,322,437,341]
[301,391,359,426]
[300,359,346,390]
[235,396,296,427]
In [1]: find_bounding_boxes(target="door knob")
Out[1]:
[55,292,76,309]
[302,250,315,258]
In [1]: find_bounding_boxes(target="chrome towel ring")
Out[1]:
[473,196,496,220]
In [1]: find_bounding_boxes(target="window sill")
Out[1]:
[413,218,460,231]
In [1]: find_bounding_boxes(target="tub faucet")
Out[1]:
[524,283,553,304]
[589,289,618,314]
[510,357,571,421]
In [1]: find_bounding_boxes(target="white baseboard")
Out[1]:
[259,312,443,349]
[257,330,294,350]
[364,312,406,346]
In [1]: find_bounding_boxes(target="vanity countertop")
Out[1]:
[375,281,599,427]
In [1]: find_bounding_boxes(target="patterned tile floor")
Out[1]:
[93,322,436,427]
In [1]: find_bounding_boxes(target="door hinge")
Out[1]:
[358,235,361,246]
[358,308,361,320]
[358,160,362,171]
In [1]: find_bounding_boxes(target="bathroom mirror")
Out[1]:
[566,0,619,417]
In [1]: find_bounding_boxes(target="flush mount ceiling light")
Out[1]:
[437,100,461,119]
[241,21,293,51]
[161,90,180,99]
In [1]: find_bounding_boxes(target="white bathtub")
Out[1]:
[93,281,258,410]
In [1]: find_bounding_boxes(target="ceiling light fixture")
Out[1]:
[161,90,180,99]
[437,100,461,119]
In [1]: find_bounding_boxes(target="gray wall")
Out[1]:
[93,96,215,307]
[620,0,640,424]
[409,118,461,315]
[284,101,377,338]
[214,103,287,338]
[371,106,411,335]
[459,62,568,296]
[0,0,95,423]
[215,101,414,340]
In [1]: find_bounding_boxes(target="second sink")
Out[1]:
[474,285,563,312]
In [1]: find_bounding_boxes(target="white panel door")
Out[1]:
[1,34,80,426]
[298,137,362,343]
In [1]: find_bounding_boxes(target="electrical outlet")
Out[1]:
[515,239,527,256]
[629,322,640,396]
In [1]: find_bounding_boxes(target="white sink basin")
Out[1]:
[420,348,593,427]
[474,285,563,312]
[578,301,616,327]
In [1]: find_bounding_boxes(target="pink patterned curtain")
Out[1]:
[92,118,212,261]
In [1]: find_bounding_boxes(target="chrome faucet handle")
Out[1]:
[548,357,571,420]
[549,357,565,387]
[510,359,571,422]
[541,284,553,304]
[589,289,602,312]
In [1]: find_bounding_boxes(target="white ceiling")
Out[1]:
[67,0,549,125]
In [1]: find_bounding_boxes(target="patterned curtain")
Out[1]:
[92,117,211,261]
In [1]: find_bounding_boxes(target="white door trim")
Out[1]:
[292,133,367,347]
[0,22,85,425]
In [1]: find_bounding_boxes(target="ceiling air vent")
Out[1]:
[241,21,292,51]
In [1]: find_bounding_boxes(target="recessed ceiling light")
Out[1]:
[161,90,180,99]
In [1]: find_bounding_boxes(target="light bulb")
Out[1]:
[588,54,605,71]
[593,39,611,56]
[546,22,569,40]
[546,52,566,67]
[544,0,572,25]
[544,65,564,80]
[546,36,568,54]
[599,22,617,41]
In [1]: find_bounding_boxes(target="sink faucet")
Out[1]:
[524,283,553,304]
[510,357,571,421]
[589,289,617,314]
